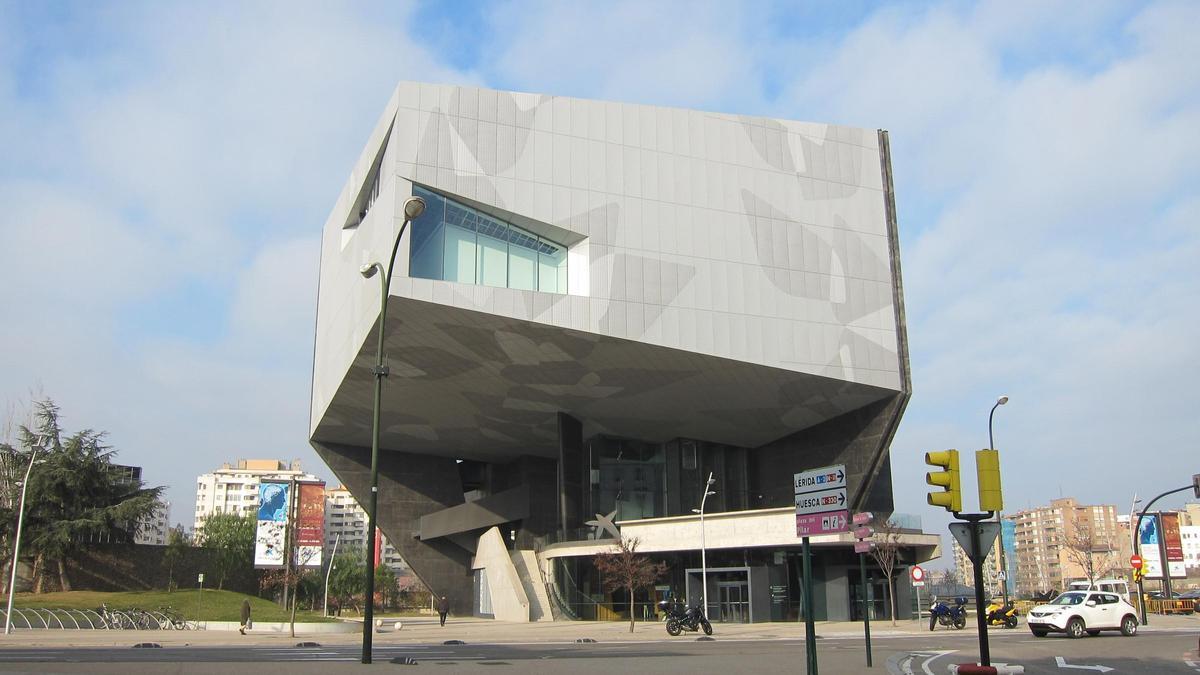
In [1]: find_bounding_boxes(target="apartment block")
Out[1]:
[1011,498,1132,596]
[193,459,320,535]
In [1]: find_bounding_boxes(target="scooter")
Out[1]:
[985,600,1019,628]
[658,599,713,636]
[929,596,967,631]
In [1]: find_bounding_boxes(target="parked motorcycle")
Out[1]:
[929,596,967,631]
[985,600,1019,628]
[658,599,713,636]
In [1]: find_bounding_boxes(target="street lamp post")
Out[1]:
[5,438,45,635]
[690,473,716,618]
[360,195,426,664]
[988,395,1010,606]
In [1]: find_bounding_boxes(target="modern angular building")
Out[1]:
[310,82,937,622]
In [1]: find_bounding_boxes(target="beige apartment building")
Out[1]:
[1011,498,1132,596]
[323,485,411,577]
[193,459,320,535]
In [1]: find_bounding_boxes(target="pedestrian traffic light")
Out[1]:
[925,450,961,513]
[976,449,1003,513]
[1132,567,1142,583]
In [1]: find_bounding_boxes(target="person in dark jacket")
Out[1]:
[437,596,450,627]
[239,598,252,635]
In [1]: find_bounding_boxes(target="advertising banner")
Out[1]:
[1162,512,1184,563]
[254,481,291,568]
[1137,512,1187,578]
[295,482,326,569]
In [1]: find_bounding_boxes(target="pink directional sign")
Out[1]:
[796,509,849,536]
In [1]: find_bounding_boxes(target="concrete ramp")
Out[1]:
[472,527,530,622]
[511,549,553,622]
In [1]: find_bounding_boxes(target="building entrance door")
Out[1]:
[717,580,749,623]
[686,566,752,622]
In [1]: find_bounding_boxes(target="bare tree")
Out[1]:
[1062,524,1117,586]
[593,537,668,633]
[869,518,905,626]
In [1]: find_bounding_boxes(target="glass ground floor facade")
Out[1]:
[540,544,919,624]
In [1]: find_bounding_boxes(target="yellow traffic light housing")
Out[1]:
[976,449,1003,513]
[925,450,961,513]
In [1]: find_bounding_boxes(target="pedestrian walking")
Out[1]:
[437,595,450,627]
[239,598,252,635]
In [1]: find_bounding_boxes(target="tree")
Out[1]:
[593,537,668,633]
[161,526,189,592]
[1062,523,1117,586]
[868,518,905,626]
[328,550,365,614]
[374,563,398,611]
[0,399,163,592]
[196,512,255,590]
[260,567,314,637]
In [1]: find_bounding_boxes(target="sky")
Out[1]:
[1,0,1197,563]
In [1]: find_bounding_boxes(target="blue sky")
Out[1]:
[1,1,1197,562]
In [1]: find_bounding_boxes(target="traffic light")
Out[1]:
[925,450,961,513]
[1132,567,1142,583]
[976,449,1003,513]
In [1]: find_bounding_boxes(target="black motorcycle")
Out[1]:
[658,599,713,636]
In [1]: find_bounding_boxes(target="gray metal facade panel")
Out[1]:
[386,82,901,392]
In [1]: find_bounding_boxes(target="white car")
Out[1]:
[1027,590,1138,638]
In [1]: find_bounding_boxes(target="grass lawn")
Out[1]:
[8,589,335,623]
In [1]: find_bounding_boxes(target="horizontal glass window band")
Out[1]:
[409,185,568,293]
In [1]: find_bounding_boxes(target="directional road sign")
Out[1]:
[794,464,847,495]
[854,541,875,554]
[794,487,848,515]
[796,510,848,536]
[794,464,850,536]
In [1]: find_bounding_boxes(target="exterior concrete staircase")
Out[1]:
[511,550,553,622]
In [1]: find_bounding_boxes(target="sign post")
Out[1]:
[796,464,849,675]
[910,565,925,624]
[949,516,998,667]
[852,511,874,668]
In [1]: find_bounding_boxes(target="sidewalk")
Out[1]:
[1,612,1195,649]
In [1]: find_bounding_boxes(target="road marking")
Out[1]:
[1054,656,1113,672]
[895,650,956,675]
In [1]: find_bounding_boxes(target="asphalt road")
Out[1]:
[0,627,1196,674]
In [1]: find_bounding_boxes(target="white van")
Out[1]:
[1068,579,1130,601]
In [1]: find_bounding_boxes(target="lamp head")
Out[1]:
[360,263,380,279]
[997,395,1009,406]
[691,508,701,514]
[402,196,426,221]
[706,477,716,486]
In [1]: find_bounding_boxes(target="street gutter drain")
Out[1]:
[295,642,322,648]
[132,643,162,649]
[575,638,597,643]
[390,657,419,665]
[443,639,465,645]
[696,636,716,642]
